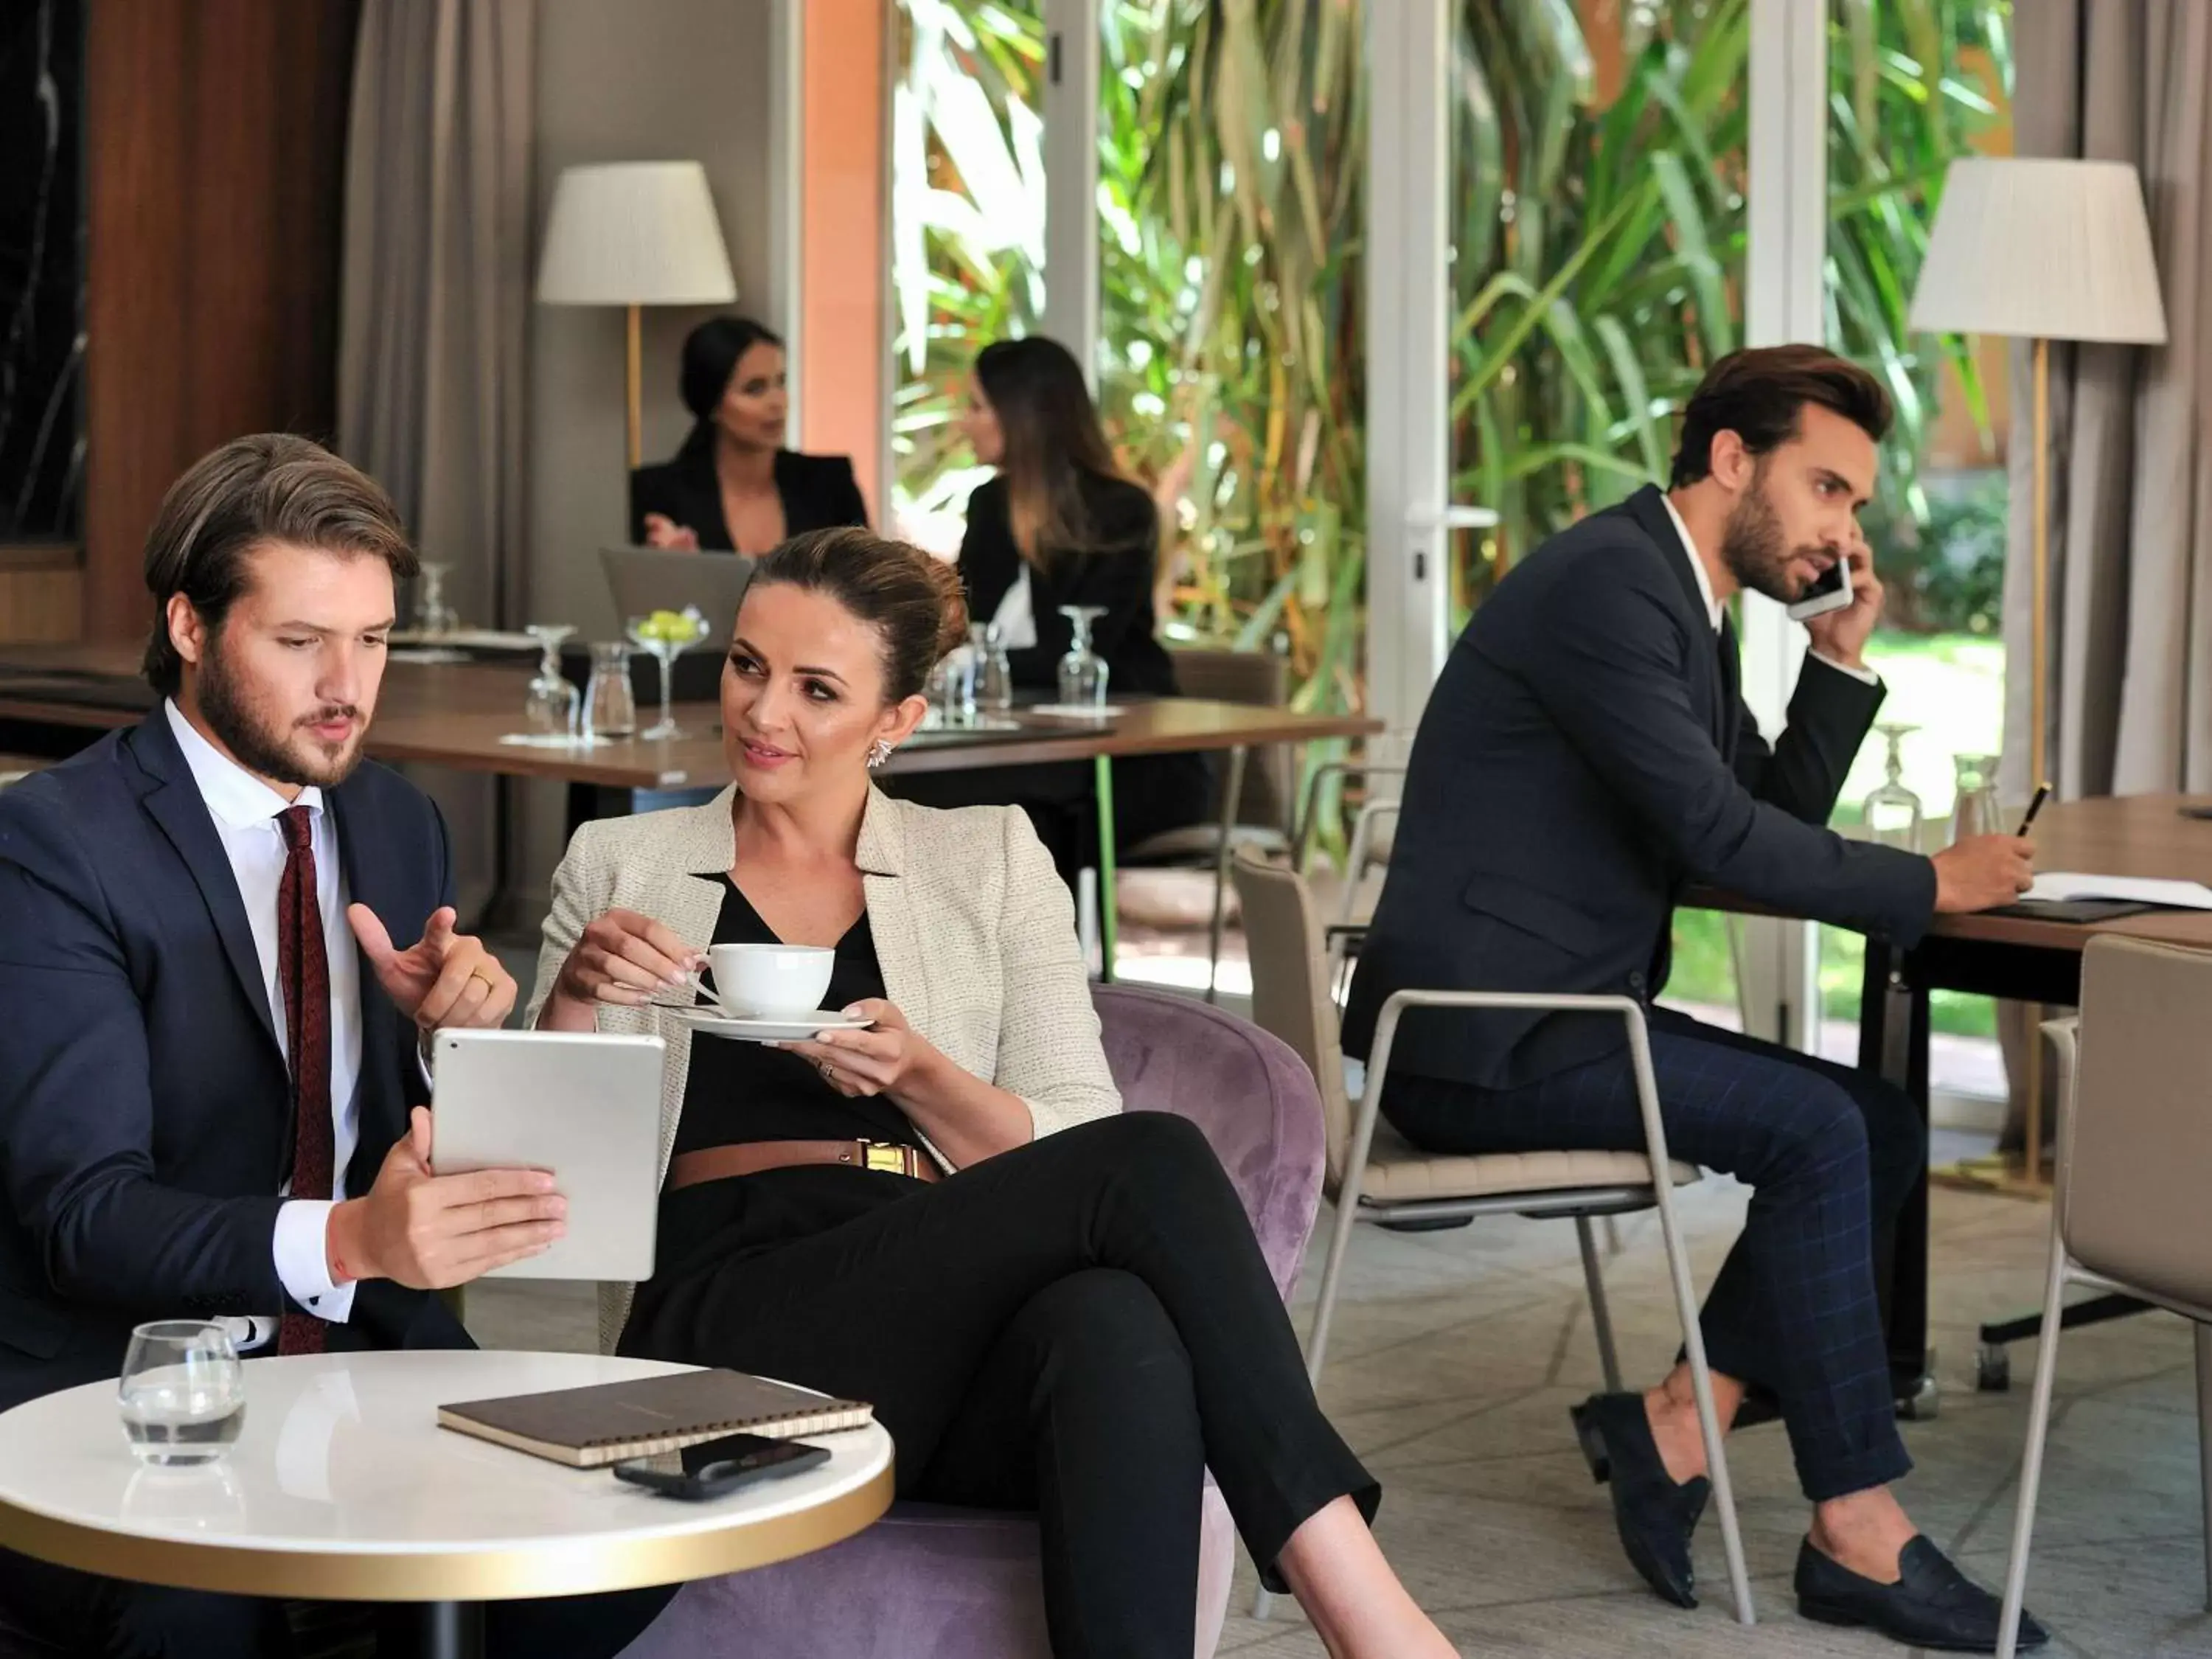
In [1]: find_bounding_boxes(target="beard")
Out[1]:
[196,633,368,790]
[1719,467,1828,605]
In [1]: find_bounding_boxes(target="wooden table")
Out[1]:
[1697,794,2212,1415]
[0,643,1381,982]
[0,1349,894,1659]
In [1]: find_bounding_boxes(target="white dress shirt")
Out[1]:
[991,563,1040,649]
[1658,493,1878,686]
[163,702,360,1329]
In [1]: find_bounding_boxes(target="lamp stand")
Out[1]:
[625,303,644,472]
[2017,335,2051,1189]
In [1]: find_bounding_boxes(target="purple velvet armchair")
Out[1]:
[617,984,1329,1659]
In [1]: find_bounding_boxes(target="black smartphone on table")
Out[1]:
[611,1433,831,1500]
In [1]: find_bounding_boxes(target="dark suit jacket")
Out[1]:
[627,447,868,549]
[1342,484,1936,1091]
[957,473,1178,698]
[0,712,466,1411]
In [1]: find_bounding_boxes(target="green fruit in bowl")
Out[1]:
[634,608,706,645]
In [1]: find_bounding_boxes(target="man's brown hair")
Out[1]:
[141,434,417,695]
[1669,345,1893,488]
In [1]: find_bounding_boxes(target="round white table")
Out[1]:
[0,1350,894,1658]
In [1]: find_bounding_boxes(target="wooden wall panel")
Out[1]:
[0,552,84,644]
[83,0,360,642]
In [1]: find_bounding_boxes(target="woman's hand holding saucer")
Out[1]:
[777,999,941,1101]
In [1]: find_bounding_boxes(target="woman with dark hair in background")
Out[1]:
[629,316,869,553]
[951,335,1210,874]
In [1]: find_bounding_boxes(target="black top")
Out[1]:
[673,875,921,1155]
[1341,483,1934,1095]
[635,877,927,1310]
[628,448,869,551]
[956,473,1181,698]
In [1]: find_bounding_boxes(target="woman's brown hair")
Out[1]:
[750,527,967,700]
[974,335,1144,568]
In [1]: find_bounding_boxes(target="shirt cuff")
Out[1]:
[274,1200,357,1325]
[1809,649,1879,686]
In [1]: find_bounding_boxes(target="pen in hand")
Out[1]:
[2015,782,2051,838]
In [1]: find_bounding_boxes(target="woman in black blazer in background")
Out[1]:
[953,336,1210,867]
[630,316,868,552]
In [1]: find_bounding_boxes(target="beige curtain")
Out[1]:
[1996,3,2212,1150]
[337,0,536,925]
[2007,0,2212,800]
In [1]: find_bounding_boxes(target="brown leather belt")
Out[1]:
[667,1138,940,1190]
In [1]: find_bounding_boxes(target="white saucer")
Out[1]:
[664,1006,874,1043]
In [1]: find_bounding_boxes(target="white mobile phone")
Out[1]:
[1785,557,1854,622]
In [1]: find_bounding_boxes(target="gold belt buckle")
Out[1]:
[856,1138,915,1177]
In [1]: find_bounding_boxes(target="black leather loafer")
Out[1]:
[1795,1536,2050,1651]
[1570,1391,1708,1609]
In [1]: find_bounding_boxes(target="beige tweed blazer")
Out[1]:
[523,785,1122,1349]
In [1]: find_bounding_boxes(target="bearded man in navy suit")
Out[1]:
[0,436,565,1657]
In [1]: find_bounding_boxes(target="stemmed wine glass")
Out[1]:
[1057,606,1110,709]
[521,625,580,741]
[625,608,713,740]
[1863,723,1924,852]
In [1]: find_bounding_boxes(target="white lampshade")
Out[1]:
[1910,158,2167,345]
[536,161,737,307]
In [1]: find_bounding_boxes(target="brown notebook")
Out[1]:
[437,1368,873,1468]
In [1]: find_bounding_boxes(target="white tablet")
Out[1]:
[428,1028,666,1281]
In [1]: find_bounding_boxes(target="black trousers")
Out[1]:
[620,1112,1377,1659]
[1384,1008,1924,1503]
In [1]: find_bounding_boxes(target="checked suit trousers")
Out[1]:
[1384,1006,1921,1502]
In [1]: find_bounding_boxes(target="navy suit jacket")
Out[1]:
[1343,484,1937,1091]
[0,710,465,1411]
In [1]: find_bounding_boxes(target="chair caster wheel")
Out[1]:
[1975,1343,2011,1392]
[1896,1371,1941,1422]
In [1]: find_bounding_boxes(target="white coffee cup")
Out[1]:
[707,943,835,1018]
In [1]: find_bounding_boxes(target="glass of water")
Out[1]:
[1952,752,2005,842]
[119,1321,245,1466]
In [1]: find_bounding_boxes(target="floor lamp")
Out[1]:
[1908,157,2167,1185]
[537,161,738,472]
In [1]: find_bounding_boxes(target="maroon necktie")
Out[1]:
[275,805,333,1356]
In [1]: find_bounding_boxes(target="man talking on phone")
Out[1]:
[1345,347,2045,1651]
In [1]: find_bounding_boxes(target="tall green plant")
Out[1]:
[892,0,1366,713]
[893,1,2012,698]
[1449,0,2011,630]
[1097,1,1366,713]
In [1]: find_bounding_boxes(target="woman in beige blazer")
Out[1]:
[526,528,1452,1659]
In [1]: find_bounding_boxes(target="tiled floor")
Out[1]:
[464,1127,2211,1658]
[1214,1175,2210,1658]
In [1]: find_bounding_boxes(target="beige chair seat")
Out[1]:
[1353,1121,1699,1205]
[1122,821,1290,865]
